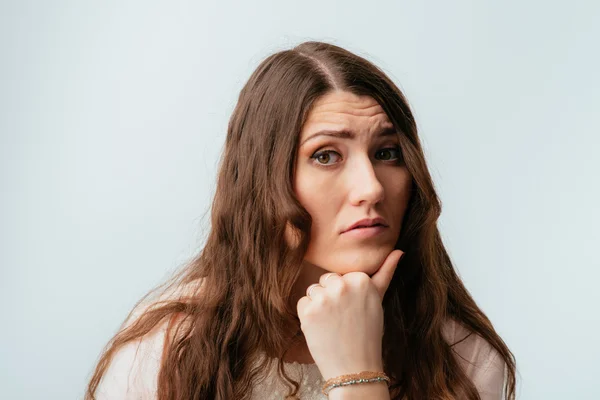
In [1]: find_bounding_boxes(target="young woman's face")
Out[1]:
[292,90,413,276]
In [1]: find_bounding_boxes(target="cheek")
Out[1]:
[386,171,412,212]
[302,198,337,241]
[294,170,340,225]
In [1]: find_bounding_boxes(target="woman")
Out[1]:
[86,41,517,399]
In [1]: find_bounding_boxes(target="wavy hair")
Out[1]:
[86,41,517,399]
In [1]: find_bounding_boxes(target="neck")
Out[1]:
[289,259,329,306]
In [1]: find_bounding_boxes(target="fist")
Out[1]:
[296,249,404,380]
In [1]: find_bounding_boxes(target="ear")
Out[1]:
[284,220,302,249]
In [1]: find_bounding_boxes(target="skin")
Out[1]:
[297,252,403,400]
[283,90,413,399]
[288,90,412,305]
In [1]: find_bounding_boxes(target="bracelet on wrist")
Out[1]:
[321,370,390,396]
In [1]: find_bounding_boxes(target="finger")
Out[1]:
[306,283,324,299]
[370,249,404,300]
[319,272,342,287]
[297,295,310,316]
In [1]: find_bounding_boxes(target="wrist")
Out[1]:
[322,362,384,382]
[323,370,390,399]
[327,381,390,400]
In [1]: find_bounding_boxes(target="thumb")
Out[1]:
[370,249,404,300]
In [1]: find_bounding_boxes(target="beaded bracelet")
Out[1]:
[321,371,390,396]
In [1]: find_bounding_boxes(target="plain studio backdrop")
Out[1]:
[1,1,599,399]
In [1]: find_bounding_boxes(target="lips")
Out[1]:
[354,223,384,229]
[343,217,388,233]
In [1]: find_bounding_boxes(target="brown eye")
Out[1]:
[311,150,341,166]
[376,147,400,161]
[318,153,330,163]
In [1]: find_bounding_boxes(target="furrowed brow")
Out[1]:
[300,126,397,146]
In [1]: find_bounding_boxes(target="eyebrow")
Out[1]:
[300,126,398,146]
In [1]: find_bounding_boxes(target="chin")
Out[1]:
[306,246,391,276]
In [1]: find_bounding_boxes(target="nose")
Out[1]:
[347,156,385,207]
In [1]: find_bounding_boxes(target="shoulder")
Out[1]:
[94,279,204,400]
[95,321,167,399]
[442,318,506,399]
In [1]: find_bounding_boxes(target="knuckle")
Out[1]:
[296,297,309,315]
[330,281,346,297]
[346,272,370,288]
[301,304,320,321]
[313,295,327,307]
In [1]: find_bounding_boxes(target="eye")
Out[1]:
[375,147,401,161]
[311,150,341,166]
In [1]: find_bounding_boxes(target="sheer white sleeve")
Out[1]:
[446,319,507,400]
[94,323,167,400]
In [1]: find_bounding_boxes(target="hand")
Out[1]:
[296,249,404,381]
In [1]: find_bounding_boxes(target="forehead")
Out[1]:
[301,91,393,139]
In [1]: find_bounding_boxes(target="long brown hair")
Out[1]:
[86,41,517,399]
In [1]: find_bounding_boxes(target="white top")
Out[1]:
[94,317,506,399]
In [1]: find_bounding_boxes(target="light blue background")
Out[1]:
[1,1,599,399]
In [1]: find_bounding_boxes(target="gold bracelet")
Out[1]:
[321,371,390,396]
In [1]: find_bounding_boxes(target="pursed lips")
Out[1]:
[341,217,388,234]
